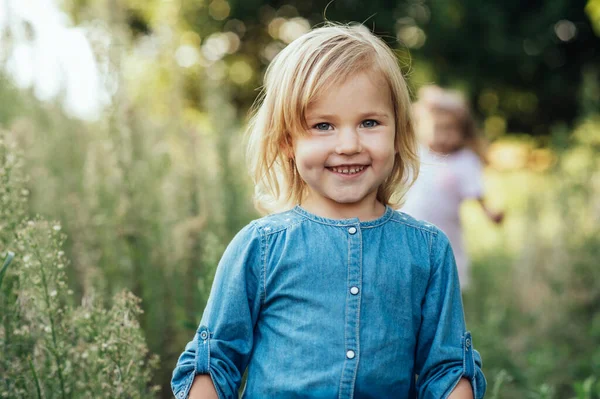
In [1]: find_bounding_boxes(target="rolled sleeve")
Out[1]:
[171,222,265,399]
[415,229,486,399]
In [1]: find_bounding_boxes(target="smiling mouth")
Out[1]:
[326,165,368,175]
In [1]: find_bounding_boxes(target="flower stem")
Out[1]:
[32,245,67,399]
[0,251,14,288]
[28,357,43,399]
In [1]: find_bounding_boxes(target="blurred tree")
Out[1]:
[585,0,600,35]
[418,0,599,136]
[99,0,599,136]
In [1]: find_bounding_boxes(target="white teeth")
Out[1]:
[330,166,365,174]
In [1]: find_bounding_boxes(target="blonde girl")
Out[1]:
[403,86,504,290]
[172,24,486,399]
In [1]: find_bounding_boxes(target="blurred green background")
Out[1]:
[1,0,600,397]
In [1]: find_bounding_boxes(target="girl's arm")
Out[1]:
[188,375,219,399]
[448,378,474,399]
[171,222,265,399]
[459,150,503,224]
[414,228,486,398]
[477,198,504,224]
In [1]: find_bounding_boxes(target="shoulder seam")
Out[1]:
[252,221,267,306]
[244,221,268,305]
[255,218,306,237]
[252,217,305,302]
[428,226,436,284]
[389,217,439,235]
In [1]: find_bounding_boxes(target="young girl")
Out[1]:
[402,86,504,290]
[171,24,486,399]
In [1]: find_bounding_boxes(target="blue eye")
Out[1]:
[361,119,379,128]
[314,122,333,131]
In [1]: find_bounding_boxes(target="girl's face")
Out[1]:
[291,70,396,217]
[427,109,465,154]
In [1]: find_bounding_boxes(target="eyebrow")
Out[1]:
[305,112,392,121]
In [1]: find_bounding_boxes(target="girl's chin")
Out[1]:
[326,192,377,206]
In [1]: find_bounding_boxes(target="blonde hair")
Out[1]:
[414,85,488,163]
[246,23,419,214]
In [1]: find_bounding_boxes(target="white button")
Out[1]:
[200,331,208,340]
[350,286,359,295]
[348,227,357,235]
[346,350,355,359]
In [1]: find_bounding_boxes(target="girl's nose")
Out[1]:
[335,128,362,154]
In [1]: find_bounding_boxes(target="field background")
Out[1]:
[1,0,600,397]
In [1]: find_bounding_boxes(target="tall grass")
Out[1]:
[463,117,600,398]
[0,8,254,391]
[0,132,159,398]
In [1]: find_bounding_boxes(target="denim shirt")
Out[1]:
[171,205,486,399]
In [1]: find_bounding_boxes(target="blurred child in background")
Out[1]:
[401,85,504,291]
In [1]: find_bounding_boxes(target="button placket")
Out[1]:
[338,224,362,398]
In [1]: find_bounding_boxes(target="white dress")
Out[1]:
[401,146,483,289]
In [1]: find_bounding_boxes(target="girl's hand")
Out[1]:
[486,209,504,224]
[477,198,504,225]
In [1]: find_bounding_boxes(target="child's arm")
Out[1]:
[448,378,474,399]
[414,229,486,399]
[477,198,504,224]
[459,150,503,224]
[171,222,265,399]
[188,375,219,399]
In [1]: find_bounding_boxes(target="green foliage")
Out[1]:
[0,252,14,288]
[586,0,600,36]
[463,116,600,398]
[98,0,600,135]
[572,376,600,399]
[0,4,255,389]
[0,132,159,398]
